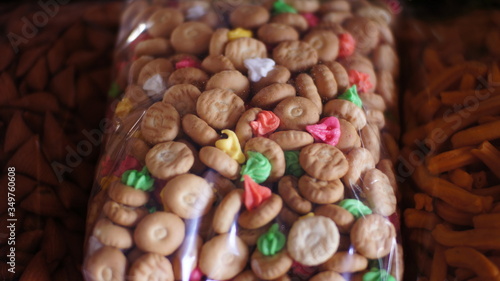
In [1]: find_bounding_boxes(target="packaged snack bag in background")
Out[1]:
[0,1,120,280]
[83,0,404,280]
[398,4,500,280]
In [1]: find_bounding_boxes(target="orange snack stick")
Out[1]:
[404,208,442,231]
[440,89,496,106]
[414,193,434,212]
[422,47,445,74]
[417,97,441,123]
[471,171,488,189]
[413,166,493,214]
[426,146,479,175]
[451,120,500,148]
[434,200,474,227]
[478,115,500,124]
[449,169,473,191]
[473,213,500,229]
[489,61,500,85]
[471,141,500,179]
[471,185,500,201]
[444,247,500,280]
[459,73,476,90]
[432,224,500,250]
[429,245,447,281]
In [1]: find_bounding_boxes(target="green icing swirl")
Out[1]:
[285,151,304,177]
[338,85,363,108]
[108,82,121,98]
[257,223,286,256]
[339,199,372,219]
[273,0,297,14]
[363,268,396,281]
[241,151,272,184]
[121,167,155,192]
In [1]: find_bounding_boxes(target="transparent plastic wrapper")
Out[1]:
[83,0,404,280]
[398,7,500,281]
[0,1,120,280]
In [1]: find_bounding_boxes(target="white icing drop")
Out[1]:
[142,74,166,98]
[186,5,206,20]
[244,58,276,82]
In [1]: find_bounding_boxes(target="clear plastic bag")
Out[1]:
[83,1,404,280]
[398,6,500,281]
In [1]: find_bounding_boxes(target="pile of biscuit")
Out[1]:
[84,0,403,280]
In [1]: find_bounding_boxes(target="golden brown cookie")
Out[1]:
[245,137,286,182]
[319,0,351,13]
[273,40,318,72]
[204,170,237,199]
[182,114,220,147]
[278,175,312,214]
[199,146,241,180]
[278,205,300,227]
[268,130,314,151]
[84,246,126,281]
[93,218,133,249]
[298,175,344,204]
[134,211,185,256]
[251,249,294,280]
[233,270,260,281]
[145,141,194,180]
[103,200,148,227]
[137,58,174,91]
[230,5,270,29]
[360,123,381,164]
[107,181,150,207]
[129,253,174,281]
[235,107,262,147]
[315,204,355,234]
[134,38,173,58]
[295,73,323,112]
[321,252,368,273]
[270,13,308,33]
[162,84,201,117]
[285,0,320,13]
[359,92,386,111]
[205,70,250,100]
[311,64,338,100]
[124,85,149,108]
[337,118,361,153]
[311,271,346,281]
[225,37,268,72]
[323,99,367,130]
[324,61,350,93]
[342,147,375,187]
[167,67,209,90]
[362,168,397,217]
[343,17,380,55]
[209,28,229,56]
[299,143,349,181]
[177,139,207,175]
[141,101,180,145]
[196,88,245,130]
[126,137,150,165]
[161,173,215,219]
[202,55,236,75]
[251,83,296,110]
[350,214,396,259]
[287,215,340,266]
[213,189,244,233]
[147,8,184,38]
[238,194,283,229]
[170,21,213,55]
[273,96,321,130]
[304,30,339,62]
[257,23,299,45]
[199,234,249,280]
[237,224,271,246]
[129,56,154,84]
[252,65,291,93]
